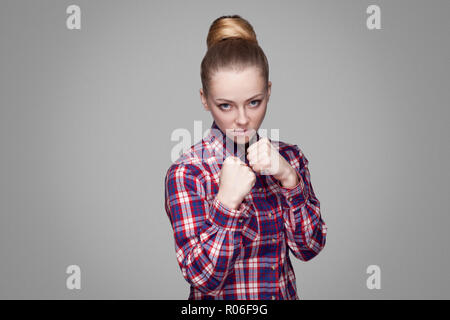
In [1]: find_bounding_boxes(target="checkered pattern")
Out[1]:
[164,121,327,300]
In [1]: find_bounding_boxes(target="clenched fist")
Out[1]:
[247,137,299,189]
[216,156,256,210]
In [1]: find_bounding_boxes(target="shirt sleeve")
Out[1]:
[164,163,252,295]
[276,145,327,261]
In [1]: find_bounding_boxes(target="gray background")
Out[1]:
[1,0,449,299]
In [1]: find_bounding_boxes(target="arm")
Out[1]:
[276,145,327,261]
[164,163,251,295]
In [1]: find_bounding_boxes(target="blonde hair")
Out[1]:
[200,15,270,97]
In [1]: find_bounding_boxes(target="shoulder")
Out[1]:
[165,162,206,182]
[165,139,211,184]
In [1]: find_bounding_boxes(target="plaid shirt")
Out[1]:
[164,121,327,300]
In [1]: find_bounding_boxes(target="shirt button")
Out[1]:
[272,296,276,300]
[288,196,292,202]
[271,265,276,270]
[272,238,276,243]
[268,213,272,218]
[239,219,243,223]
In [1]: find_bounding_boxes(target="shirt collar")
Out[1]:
[207,120,261,165]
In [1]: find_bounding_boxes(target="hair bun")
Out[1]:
[201,15,269,98]
[206,15,258,50]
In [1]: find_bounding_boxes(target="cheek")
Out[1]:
[251,104,267,120]
[210,109,233,126]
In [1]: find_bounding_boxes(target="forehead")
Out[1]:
[209,66,265,99]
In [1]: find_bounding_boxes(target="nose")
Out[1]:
[235,107,249,126]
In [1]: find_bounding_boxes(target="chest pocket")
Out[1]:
[252,177,285,235]
[240,185,279,244]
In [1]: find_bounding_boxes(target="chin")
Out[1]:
[233,135,250,144]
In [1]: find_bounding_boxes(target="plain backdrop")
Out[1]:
[0,0,449,299]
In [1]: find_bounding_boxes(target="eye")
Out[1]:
[218,103,231,111]
[218,99,261,111]
[249,100,262,108]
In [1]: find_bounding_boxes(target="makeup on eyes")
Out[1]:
[218,99,262,111]
[215,93,265,104]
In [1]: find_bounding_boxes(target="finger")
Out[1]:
[248,151,271,166]
[248,137,270,152]
[247,139,263,154]
[247,147,265,162]
[250,163,264,173]
[247,141,270,158]
[224,156,237,163]
[231,156,243,164]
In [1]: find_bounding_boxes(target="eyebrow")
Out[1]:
[214,93,264,103]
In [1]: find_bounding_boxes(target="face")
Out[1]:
[200,66,271,144]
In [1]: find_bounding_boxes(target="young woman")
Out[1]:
[164,15,327,300]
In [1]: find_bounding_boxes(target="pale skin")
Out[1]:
[200,66,299,210]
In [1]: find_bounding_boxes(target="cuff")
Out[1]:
[208,197,252,232]
[278,170,308,210]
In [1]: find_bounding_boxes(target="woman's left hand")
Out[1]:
[246,137,299,188]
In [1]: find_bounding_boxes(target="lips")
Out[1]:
[233,129,247,135]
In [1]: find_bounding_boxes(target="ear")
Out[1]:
[267,81,272,100]
[199,88,210,111]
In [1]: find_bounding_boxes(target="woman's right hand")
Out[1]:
[216,156,256,210]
